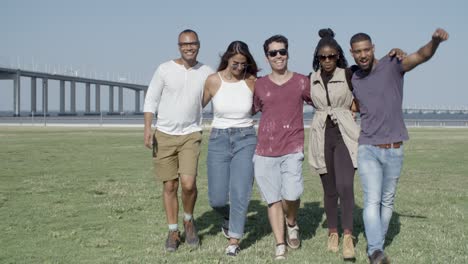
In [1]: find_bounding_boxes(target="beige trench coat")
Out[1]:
[307,67,360,175]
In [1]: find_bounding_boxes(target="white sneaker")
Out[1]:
[286,224,300,249]
[275,244,286,260]
[225,244,240,256]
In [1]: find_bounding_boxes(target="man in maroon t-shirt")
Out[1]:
[252,35,312,260]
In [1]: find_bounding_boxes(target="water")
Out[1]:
[1,111,467,127]
[1,110,468,120]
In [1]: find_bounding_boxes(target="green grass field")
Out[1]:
[0,127,467,263]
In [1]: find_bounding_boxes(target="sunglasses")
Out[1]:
[318,54,338,61]
[231,63,249,70]
[267,49,288,57]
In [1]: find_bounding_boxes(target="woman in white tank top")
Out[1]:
[202,41,258,256]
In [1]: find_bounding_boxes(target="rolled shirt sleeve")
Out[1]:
[143,66,165,113]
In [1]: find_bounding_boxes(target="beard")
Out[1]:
[359,56,375,75]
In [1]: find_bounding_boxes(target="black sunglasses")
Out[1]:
[318,54,338,61]
[267,49,288,57]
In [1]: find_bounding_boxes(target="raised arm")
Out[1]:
[401,28,449,72]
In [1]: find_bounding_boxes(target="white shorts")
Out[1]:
[253,152,304,204]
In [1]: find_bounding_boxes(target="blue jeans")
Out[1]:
[357,144,404,256]
[207,126,257,239]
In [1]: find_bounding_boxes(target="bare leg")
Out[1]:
[268,201,285,244]
[229,238,240,245]
[180,174,197,215]
[283,199,300,226]
[163,179,179,225]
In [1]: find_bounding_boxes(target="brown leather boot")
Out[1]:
[165,230,180,252]
[183,218,200,247]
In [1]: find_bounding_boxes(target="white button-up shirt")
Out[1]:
[144,60,213,135]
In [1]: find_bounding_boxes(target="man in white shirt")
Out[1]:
[143,29,213,252]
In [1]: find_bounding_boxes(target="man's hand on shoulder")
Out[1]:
[388,49,407,61]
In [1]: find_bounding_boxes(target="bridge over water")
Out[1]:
[0,66,147,116]
[2,66,468,117]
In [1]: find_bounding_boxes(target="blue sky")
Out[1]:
[1,0,466,111]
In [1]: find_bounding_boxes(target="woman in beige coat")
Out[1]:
[308,28,405,261]
[308,28,359,260]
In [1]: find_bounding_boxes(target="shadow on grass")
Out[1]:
[243,201,327,248]
[195,208,224,240]
[195,200,327,249]
[310,204,422,250]
[299,202,325,240]
[195,199,421,251]
[241,200,270,249]
[195,200,270,250]
[351,206,423,249]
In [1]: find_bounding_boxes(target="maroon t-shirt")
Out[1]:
[253,73,312,156]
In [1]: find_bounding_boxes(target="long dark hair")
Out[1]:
[217,41,259,77]
[312,28,348,71]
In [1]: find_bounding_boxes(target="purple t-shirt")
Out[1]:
[352,55,409,145]
[253,73,312,156]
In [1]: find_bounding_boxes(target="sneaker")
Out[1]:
[368,250,390,264]
[327,232,339,253]
[165,230,181,252]
[275,243,286,260]
[225,244,240,256]
[183,218,200,247]
[342,234,356,260]
[221,218,230,239]
[285,222,301,249]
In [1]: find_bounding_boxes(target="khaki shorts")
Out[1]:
[152,129,202,182]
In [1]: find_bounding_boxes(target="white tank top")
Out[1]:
[211,73,254,129]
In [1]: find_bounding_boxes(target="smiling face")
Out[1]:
[350,40,375,71]
[318,46,338,73]
[178,32,200,65]
[266,41,288,73]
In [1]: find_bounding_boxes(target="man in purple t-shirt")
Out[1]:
[350,28,448,264]
[252,35,312,260]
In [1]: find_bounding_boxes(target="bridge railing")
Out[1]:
[1,115,468,128]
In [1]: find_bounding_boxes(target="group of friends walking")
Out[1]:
[143,27,448,263]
